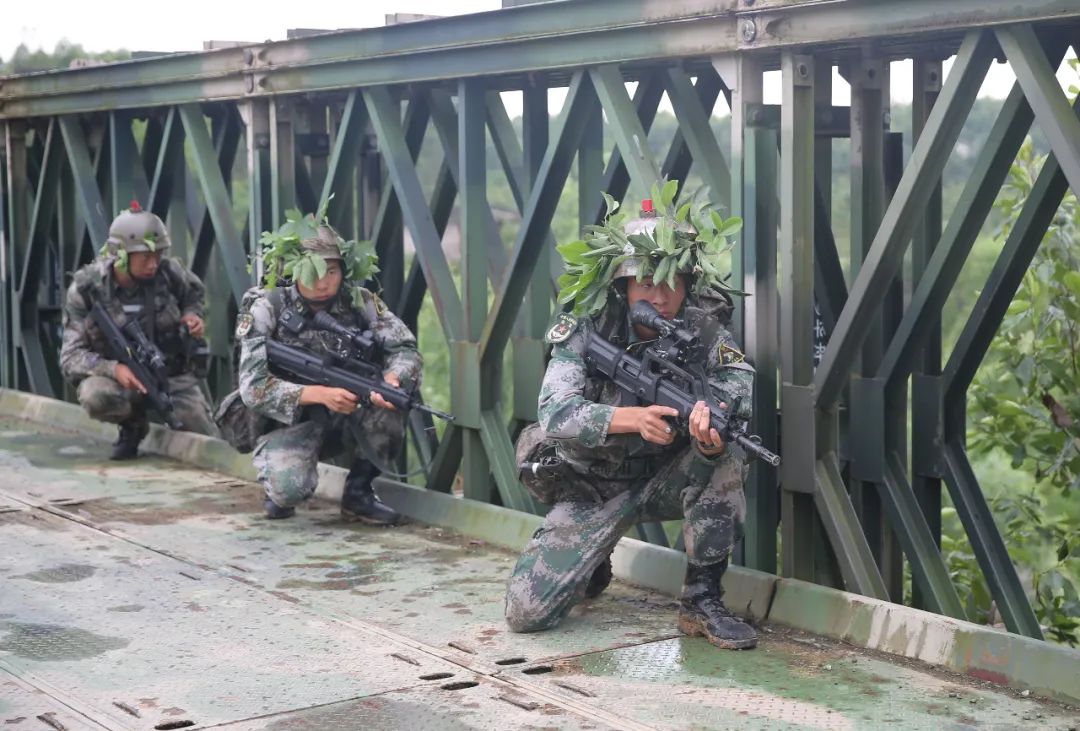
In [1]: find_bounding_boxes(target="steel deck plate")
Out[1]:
[1,415,1077,730]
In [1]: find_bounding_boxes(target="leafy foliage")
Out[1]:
[961,136,1080,646]
[257,198,378,305]
[555,180,743,316]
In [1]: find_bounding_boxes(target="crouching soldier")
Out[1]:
[60,202,218,459]
[506,190,759,650]
[232,212,421,522]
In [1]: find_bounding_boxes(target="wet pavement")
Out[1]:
[0,416,1077,730]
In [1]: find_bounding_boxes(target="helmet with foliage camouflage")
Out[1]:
[104,201,170,255]
[258,199,379,305]
[556,180,743,317]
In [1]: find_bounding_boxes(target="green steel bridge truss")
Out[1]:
[3,0,1080,641]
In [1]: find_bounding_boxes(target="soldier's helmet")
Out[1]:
[612,199,697,280]
[301,225,345,260]
[106,201,170,255]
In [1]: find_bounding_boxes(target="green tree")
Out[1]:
[963,138,1080,645]
[1,40,129,76]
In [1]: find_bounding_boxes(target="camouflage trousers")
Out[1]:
[252,406,406,509]
[505,445,746,633]
[76,373,219,437]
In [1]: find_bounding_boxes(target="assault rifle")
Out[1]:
[266,310,454,422]
[583,301,780,467]
[89,302,183,430]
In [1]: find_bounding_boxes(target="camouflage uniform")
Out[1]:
[60,257,218,436]
[505,292,753,633]
[237,284,422,509]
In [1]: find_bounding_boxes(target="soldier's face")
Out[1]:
[625,274,687,322]
[296,259,343,304]
[127,251,161,280]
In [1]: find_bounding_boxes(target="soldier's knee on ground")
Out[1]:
[77,377,133,424]
[263,467,319,509]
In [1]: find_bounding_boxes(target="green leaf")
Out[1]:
[659,179,678,211]
[601,191,620,219]
[1063,271,1080,299]
[715,216,743,237]
[675,202,691,223]
[311,252,328,280]
[557,240,592,263]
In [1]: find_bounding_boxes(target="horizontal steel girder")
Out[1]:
[4,1,1080,117]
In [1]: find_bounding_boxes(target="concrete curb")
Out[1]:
[2,388,1078,703]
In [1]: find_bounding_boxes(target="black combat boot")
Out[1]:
[264,497,296,520]
[677,560,757,650]
[340,459,400,526]
[584,554,613,599]
[109,416,148,461]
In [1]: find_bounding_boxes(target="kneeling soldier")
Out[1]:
[506,189,758,649]
[236,213,421,522]
[60,202,218,459]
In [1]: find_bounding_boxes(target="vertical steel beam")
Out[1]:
[846,55,890,584]
[910,60,945,610]
[243,99,273,282]
[270,98,297,223]
[458,77,496,503]
[0,127,11,389]
[109,111,150,211]
[5,122,30,391]
[578,85,603,232]
[778,52,820,583]
[741,123,779,574]
[815,30,997,408]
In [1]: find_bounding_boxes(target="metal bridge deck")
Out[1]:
[0,416,1076,731]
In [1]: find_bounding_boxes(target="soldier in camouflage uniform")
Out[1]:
[60,204,218,460]
[505,193,758,650]
[235,224,422,522]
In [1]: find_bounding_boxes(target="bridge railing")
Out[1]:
[3,0,1080,641]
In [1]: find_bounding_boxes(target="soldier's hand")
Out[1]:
[300,385,359,414]
[114,363,148,394]
[370,372,400,411]
[689,400,725,456]
[636,404,680,445]
[180,313,205,338]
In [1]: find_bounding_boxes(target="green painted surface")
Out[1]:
[2,415,1078,730]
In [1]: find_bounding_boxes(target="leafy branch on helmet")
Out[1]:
[256,197,379,305]
[555,180,744,317]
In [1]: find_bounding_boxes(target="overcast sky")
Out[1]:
[5,0,1076,113]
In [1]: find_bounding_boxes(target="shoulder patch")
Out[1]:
[545,312,578,344]
[235,313,254,338]
[719,342,745,365]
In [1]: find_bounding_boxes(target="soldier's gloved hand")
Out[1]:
[300,385,359,414]
[114,363,148,394]
[370,372,400,411]
[180,313,205,338]
[689,400,726,457]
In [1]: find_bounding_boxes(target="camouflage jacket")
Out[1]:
[537,291,754,478]
[237,284,422,425]
[60,257,206,383]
